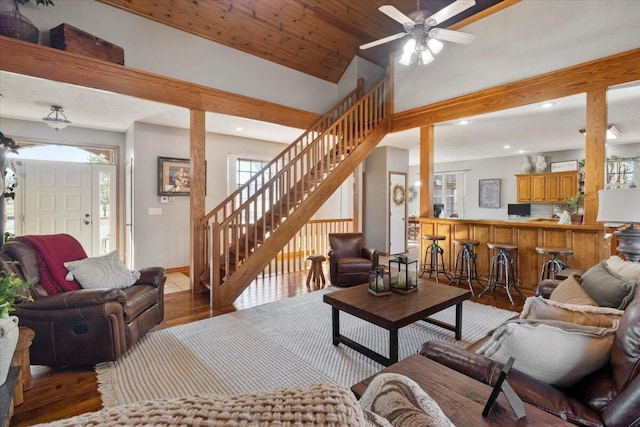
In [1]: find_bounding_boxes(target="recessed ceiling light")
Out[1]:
[235,127,243,131]
[541,102,555,109]
[503,145,511,149]
[458,119,470,125]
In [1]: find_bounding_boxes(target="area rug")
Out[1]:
[96,288,517,407]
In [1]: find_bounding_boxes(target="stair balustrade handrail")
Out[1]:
[201,80,364,226]
[203,76,388,306]
[215,77,388,230]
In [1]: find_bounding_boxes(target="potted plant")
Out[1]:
[566,193,584,225]
[0,0,54,44]
[0,262,31,386]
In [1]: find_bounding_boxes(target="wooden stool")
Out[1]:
[449,239,484,295]
[480,242,524,305]
[535,246,573,281]
[306,254,326,288]
[10,326,35,406]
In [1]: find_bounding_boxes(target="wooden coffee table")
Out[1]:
[351,354,572,426]
[323,282,471,366]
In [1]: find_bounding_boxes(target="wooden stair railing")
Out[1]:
[201,77,389,308]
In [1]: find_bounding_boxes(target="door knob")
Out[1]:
[84,213,90,225]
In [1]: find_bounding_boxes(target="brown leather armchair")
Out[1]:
[419,284,640,427]
[2,238,165,366]
[328,233,379,287]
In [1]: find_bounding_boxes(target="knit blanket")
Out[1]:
[16,234,87,294]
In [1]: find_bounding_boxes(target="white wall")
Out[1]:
[364,146,409,252]
[129,122,346,269]
[21,0,338,115]
[434,143,640,221]
[394,1,640,112]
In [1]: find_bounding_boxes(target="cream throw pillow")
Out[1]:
[606,256,640,282]
[64,251,140,290]
[476,319,617,388]
[520,296,623,328]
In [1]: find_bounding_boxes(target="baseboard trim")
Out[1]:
[166,266,190,275]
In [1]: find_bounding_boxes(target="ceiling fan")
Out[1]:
[360,0,477,65]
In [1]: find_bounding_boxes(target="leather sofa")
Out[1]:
[1,239,166,366]
[419,282,640,427]
[328,233,379,287]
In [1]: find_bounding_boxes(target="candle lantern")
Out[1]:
[389,255,418,294]
[368,267,391,296]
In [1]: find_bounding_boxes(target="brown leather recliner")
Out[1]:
[419,284,640,427]
[2,239,166,366]
[328,233,379,287]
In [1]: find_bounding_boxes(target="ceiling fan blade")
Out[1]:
[379,5,414,25]
[429,28,475,44]
[360,32,408,50]
[428,0,476,26]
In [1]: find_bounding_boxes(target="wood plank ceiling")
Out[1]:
[98,0,509,83]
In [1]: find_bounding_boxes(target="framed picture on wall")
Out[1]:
[158,157,190,196]
[479,179,501,208]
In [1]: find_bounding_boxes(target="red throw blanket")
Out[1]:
[16,234,88,294]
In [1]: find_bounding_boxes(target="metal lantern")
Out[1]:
[368,267,391,296]
[389,255,418,294]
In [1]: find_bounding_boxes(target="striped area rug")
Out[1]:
[96,288,517,407]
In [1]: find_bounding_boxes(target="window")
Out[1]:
[235,157,272,223]
[606,156,637,188]
[434,172,465,218]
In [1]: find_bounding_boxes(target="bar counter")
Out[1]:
[418,217,611,295]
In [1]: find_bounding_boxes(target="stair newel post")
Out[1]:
[210,220,220,309]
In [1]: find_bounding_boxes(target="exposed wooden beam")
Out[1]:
[390,48,640,132]
[0,36,319,130]
[584,90,607,225]
[190,110,207,294]
[419,125,434,218]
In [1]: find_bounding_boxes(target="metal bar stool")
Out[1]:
[480,242,525,305]
[535,246,573,281]
[419,235,451,283]
[448,239,483,295]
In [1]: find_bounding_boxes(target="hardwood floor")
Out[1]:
[10,265,526,426]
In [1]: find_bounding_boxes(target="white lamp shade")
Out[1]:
[597,188,640,223]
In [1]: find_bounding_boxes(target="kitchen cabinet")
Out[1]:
[516,171,579,203]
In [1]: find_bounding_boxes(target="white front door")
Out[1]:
[21,159,115,256]
[389,172,407,255]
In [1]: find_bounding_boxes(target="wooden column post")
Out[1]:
[190,110,206,293]
[583,89,607,225]
[419,125,434,218]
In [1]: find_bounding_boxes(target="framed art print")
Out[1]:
[158,157,190,196]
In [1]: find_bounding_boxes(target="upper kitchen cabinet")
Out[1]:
[516,171,579,203]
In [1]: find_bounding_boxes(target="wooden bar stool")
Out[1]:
[448,239,483,295]
[306,254,326,289]
[480,242,524,305]
[535,246,573,281]
[420,235,451,284]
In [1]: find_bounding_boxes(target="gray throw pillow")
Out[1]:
[579,261,637,309]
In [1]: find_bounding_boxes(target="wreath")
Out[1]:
[392,184,406,206]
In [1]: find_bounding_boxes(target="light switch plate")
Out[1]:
[148,207,162,215]
[160,196,169,203]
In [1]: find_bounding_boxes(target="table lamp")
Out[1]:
[597,188,640,262]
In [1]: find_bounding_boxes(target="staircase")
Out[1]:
[200,77,390,308]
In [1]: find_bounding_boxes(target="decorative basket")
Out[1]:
[0,12,39,43]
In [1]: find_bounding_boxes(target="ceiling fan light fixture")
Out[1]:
[419,49,434,65]
[427,37,443,54]
[403,38,416,53]
[399,51,413,66]
[42,105,71,131]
